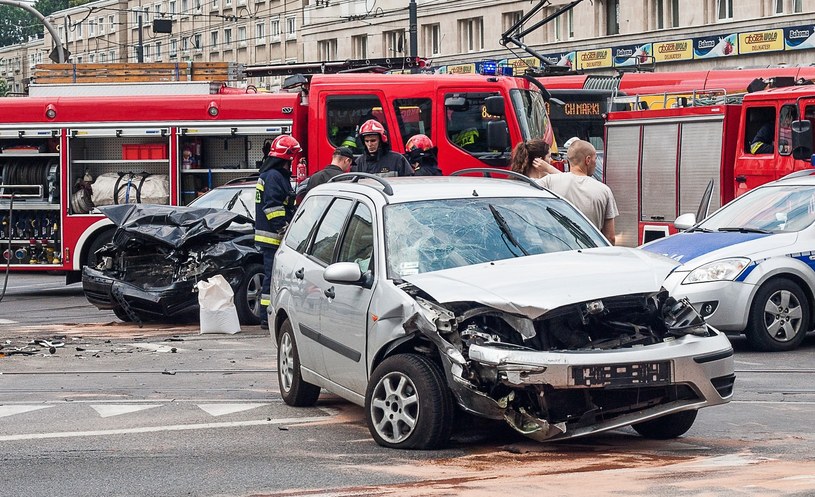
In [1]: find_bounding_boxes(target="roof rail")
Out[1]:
[450,168,545,190]
[611,88,744,110]
[243,57,427,78]
[329,172,394,196]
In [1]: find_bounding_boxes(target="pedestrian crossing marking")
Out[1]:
[91,404,161,418]
[197,403,268,417]
[0,405,52,418]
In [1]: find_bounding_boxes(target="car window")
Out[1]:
[188,186,255,219]
[286,195,332,252]
[337,203,374,273]
[310,198,354,265]
[699,184,815,233]
[384,197,606,279]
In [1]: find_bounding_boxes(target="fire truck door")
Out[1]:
[439,89,512,171]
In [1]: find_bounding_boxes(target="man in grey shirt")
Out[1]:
[536,140,619,245]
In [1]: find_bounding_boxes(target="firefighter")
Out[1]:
[255,134,300,330]
[404,134,442,176]
[351,119,413,177]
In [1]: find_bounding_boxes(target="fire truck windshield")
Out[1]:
[510,89,551,143]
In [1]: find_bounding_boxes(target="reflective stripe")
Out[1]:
[750,141,766,154]
[256,182,265,192]
[266,210,286,220]
[255,231,282,245]
[260,295,271,306]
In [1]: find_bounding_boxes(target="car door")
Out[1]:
[318,201,376,394]
[276,195,332,375]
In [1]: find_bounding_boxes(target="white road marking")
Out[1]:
[91,404,161,418]
[0,405,52,418]
[0,415,330,442]
[197,403,267,416]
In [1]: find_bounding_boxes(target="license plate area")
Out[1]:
[571,361,671,387]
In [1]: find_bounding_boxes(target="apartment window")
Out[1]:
[717,0,733,20]
[181,0,189,13]
[224,28,232,44]
[286,16,296,37]
[318,39,337,61]
[238,26,247,43]
[568,9,574,39]
[89,19,95,37]
[352,34,368,58]
[154,4,161,17]
[775,0,784,14]
[212,0,219,9]
[795,0,803,12]
[97,17,104,34]
[76,21,82,38]
[110,50,116,61]
[226,0,232,6]
[182,36,189,51]
[143,45,150,58]
[195,0,202,11]
[656,0,664,29]
[502,11,522,33]
[194,33,202,49]
[156,41,162,57]
[670,0,679,27]
[384,30,404,55]
[606,0,619,35]
[459,18,483,53]
[58,26,64,43]
[89,53,95,62]
[170,38,178,56]
[422,24,440,56]
[109,15,115,31]
[270,17,280,38]
[100,52,107,62]
[141,6,151,22]
[255,22,265,43]
[554,14,562,41]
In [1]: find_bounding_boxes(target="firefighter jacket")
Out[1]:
[255,162,294,248]
[352,145,413,177]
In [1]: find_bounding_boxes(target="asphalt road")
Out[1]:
[1,273,815,496]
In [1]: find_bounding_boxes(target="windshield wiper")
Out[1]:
[717,227,771,234]
[686,226,714,233]
[225,191,241,211]
[489,204,529,256]
[236,196,253,219]
[546,207,596,247]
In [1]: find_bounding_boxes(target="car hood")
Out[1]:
[641,231,795,268]
[100,204,252,249]
[402,247,679,320]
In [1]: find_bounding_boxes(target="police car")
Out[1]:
[642,171,815,351]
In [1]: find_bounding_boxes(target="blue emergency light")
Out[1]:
[479,60,497,76]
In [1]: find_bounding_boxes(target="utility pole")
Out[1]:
[137,14,144,63]
[408,0,417,72]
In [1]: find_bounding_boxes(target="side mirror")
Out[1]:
[791,120,813,161]
[323,262,364,285]
[674,213,697,231]
[444,96,468,112]
[486,120,510,150]
[484,95,505,116]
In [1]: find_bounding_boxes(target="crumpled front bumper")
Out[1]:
[82,267,199,319]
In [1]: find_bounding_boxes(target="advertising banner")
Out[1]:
[739,29,784,54]
[445,63,476,74]
[653,39,693,62]
[785,25,815,50]
[507,57,540,70]
[693,34,738,59]
[613,43,653,67]
[577,48,612,70]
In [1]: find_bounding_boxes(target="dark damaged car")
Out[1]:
[271,173,736,449]
[82,202,264,324]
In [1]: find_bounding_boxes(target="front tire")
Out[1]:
[365,354,454,450]
[234,263,264,325]
[745,278,809,352]
[632,410,697,439]
[277,319,320,407]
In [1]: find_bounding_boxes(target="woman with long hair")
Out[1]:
[509,139,559,179]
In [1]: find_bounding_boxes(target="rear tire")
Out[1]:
[85,230,114,270]
[745,278,809,352]
[365,354,454,450]
[235,263,264,325]
[277,319,321,407]
[632,410,697,439]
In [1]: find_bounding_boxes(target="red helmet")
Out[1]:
[358,119,388,143]
[405,134,433,152]
[268,135,302,161]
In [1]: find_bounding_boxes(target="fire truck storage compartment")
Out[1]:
[605,114,726,247]
[0,129,62,266]
[68,127,171,214]
[178,125,288,205]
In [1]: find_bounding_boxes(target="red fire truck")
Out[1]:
[603,82,815,247]
[0,61,552,283]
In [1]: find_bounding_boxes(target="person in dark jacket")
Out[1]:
[255,134,300,329]
[303,146,354,196]
[404,134,442,176]
[351,119,413,177]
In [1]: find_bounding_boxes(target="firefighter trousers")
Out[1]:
[260,245,278,323]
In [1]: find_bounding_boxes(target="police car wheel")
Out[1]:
[745,278,809,352]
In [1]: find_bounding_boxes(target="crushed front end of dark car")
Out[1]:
[82,204,262,324]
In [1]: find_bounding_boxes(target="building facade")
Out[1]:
[1,0,814,92]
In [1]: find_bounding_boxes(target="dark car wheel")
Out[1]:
[632,410,697,439]
[85,229,114,270]
[365,354,454,450]
[234,263,264,325]
[112,306,133,322]
[745,278,809,352]
[277,319,321,407]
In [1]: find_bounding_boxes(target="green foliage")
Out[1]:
[0,1,69,46]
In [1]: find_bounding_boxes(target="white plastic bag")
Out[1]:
[196,274,241,334]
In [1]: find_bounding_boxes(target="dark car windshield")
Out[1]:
[188,186,255,220]
[384,197,606,278]
[698,185,815,233]
[510,88,550,141]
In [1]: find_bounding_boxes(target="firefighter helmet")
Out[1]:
[358,119,388,143]
[405,134,433,152]
[268,135,302,160]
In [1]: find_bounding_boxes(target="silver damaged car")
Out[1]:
[271,172,735,449]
